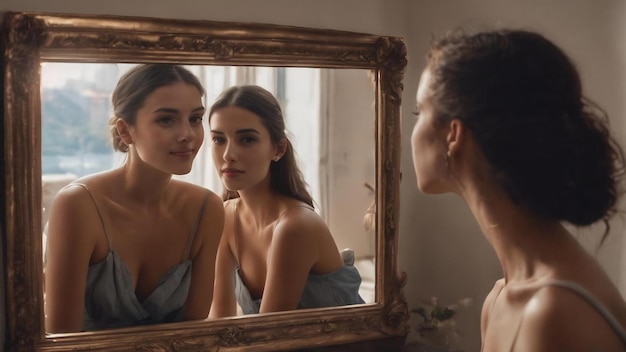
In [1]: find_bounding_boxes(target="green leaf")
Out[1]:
[431,306,455,321]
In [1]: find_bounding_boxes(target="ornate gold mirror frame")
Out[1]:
[1,12,407,351]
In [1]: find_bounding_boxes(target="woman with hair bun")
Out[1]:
[45,64,224,332]
[411,29,626,351]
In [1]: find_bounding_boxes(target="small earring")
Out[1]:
[274,156,281,162]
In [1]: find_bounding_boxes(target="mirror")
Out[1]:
[40,63,378,291]
[2,12,407,351]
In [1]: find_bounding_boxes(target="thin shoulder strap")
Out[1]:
[482,281,505,352]
[548,280,626,344]
[511,280,626,350]
[183,190,211,260]
[66,183,112,249]
[232,199,242,268]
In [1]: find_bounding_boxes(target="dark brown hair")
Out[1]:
[108,64,204,152]
[209,85,314,207]
[425,29,625,227]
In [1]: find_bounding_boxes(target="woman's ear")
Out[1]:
[273,138,288,161]
[115,119,133,146]
[446,119,465,157]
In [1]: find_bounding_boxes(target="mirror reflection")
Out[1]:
[41,63,376,333]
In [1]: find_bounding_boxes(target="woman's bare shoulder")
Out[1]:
[53,181,97,207]
[47,180,105,245]
[274,202,327,236]
[268,203,331,264]
[53,170,123,202]
[514,281,626,351]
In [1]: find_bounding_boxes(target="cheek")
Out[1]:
[410,120,445,189]
[210,144,222,164]
[411,121,425,159]
[410,122,425,177]
[196,127,205,144]
[410,123,419,150]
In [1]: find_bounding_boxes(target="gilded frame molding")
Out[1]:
[1,12,407,351]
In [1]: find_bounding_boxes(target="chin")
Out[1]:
[417,180,445,194]
[172,167,193,175]
[221,180,244,192]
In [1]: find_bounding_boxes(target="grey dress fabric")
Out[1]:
[70,183,210,331]
[234,250,365,315]
[231,200,365,315]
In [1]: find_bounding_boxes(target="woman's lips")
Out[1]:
[171,149,194,158]
[222,168,244,177]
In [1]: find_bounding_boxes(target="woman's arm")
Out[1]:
[183,191,224,320]
[45,186,98,333]
[208,202,237,318]
[259,211,320,313]
[208,230,238,318]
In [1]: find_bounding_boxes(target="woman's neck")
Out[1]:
[460,181,576,285]
[118,155,172,207]
[237,182,286,230]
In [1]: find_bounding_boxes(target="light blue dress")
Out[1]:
[231,201,365,314]
[234,250,365,314]
[63,183,210,331]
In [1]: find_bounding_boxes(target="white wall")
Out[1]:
[2,1,625,351]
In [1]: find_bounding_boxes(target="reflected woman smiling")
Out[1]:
[44,64,225,333]
[208,85,364,317]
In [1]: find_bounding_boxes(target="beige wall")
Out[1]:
[2,1,625,351]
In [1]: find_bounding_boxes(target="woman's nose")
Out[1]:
[222,141,237,162]
[177,122,195,143]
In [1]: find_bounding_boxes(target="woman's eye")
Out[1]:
[157,116,175,125]
[412,110,421,118]
[211,137,225,144]
[190,115,203,124]
[241,136,257,144]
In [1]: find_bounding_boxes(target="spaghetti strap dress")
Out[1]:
[231,200,365,315]
[62,183,211,331]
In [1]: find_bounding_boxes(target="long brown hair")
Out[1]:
[209,85,314,207]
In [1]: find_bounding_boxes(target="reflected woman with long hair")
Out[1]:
[208,85,364,317]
